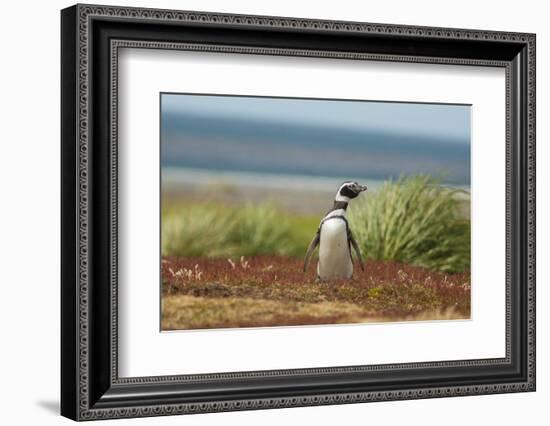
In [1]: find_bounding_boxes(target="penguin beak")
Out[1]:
[355,184,368,193]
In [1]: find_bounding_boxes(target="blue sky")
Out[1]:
[161,93,471,185]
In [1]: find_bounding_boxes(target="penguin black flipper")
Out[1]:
[303,229,321,272]
[348,228,365,271]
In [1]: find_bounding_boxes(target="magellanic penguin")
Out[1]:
[303,181,367,281]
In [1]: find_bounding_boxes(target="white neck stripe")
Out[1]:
[335,194,350,203]
[324,209,347,219]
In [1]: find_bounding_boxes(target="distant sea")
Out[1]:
[162,167,470,195]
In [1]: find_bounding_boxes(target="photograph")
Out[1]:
[160,93,472,331]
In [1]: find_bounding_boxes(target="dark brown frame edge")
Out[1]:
[61,3,536,421]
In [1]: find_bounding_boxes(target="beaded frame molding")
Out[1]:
[61,4,536,421]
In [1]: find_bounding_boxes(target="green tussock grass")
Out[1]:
[348,175,470,273]
[162,202,317,258]
[162,175,470,272]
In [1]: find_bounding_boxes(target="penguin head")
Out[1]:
[335,181,368,202]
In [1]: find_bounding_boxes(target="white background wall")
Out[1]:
[0,0,546,424]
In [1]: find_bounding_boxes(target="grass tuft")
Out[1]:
[348,175,470,273]
[162,202,311,257]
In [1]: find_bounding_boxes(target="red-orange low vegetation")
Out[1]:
[161,256,470,330]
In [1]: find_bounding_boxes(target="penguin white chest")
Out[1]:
[317,218,353,280]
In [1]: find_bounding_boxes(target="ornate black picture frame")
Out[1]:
[61,4,536,421]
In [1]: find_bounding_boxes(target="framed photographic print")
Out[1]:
[61,4,536,421]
